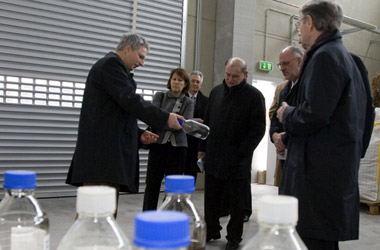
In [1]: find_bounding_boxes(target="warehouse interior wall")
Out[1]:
[253,0,380,80]
[184,0,217,96]
[185,0,380,94]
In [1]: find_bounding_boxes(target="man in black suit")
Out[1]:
[184,70,209,181]
[66,32,183,216]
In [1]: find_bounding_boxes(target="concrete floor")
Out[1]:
[40,184,380,250]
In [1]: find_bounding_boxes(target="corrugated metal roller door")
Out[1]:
[135,0,184,191]
[0,0,185,197]
[0,103,80,197]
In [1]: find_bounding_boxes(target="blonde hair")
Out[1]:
[371,72,380,107]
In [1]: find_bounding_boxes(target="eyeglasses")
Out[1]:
[295,17,305,31]
[277,57,297,69]
[295,21,300,31]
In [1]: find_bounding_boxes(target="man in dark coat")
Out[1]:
[199,57,266,250]
[269,46,304,187]
[184,70,209,180]
[277,1,375,249]
[66,32,183,214]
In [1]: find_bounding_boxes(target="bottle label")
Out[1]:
[11,227,49,250]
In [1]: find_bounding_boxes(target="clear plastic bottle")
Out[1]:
[242,195,308,250]
[134,210,190,250]
[57,186,132,250]
[0,170,50,250]
[178,119,210,140]
[158,175,206,250]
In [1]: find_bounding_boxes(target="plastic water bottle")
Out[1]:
[178,119,210,140]
[158,175,206,250]
[57,186,132,250]
[134,210,190,250]
[0,170,50,250]
[242,195,308,250]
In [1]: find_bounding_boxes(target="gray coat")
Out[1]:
[153,91,194,147]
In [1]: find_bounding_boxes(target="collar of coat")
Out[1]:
[222,79,247,93]
[166,90,186,99]
[306,30,341,58]
[299,30,341,80]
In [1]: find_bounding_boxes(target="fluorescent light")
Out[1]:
[343,15,377,31]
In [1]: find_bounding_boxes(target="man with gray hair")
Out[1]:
[277,1,374,249]
[184,70,209,180]
[269,46,304,187]
[66,32,183,216]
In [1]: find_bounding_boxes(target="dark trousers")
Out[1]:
[184,163,198,181]
[205,173,250,242]
[143,143,186,211]
[302,238,339,250]
[221,172,252,217]
[184,136,200,181]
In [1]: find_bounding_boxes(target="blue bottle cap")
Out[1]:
[177,118,183,125]
[3,170,37,189]
[165,175,195,194]
[134,211,190,249]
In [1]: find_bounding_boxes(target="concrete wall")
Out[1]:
[185,0,380,94]
[184,0,216,96]
[253,0,380,80]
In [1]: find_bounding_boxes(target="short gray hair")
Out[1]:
[284,46,305,58]
[189,70,204,82]
[225,57,247,73]
[116,32,149,51]
[300,0,343,33]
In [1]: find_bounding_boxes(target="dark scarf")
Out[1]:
[302,30,338,66]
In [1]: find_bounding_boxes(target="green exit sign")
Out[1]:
[259,60,273,71]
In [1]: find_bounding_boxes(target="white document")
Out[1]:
[197,157,205,172]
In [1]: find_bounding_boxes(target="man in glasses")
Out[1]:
[276,1,374,249]
[269,46,304,187]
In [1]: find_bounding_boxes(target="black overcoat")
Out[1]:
[280,31,374,241]
[200,80,266,179]
[66,52,169,192]
[269,80,298,146]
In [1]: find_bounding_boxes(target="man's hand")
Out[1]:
[198,151,205,159]
[277,102,289,123]
[140,130,159,144]
[167,113,184,130]
[193,118,204,123]
[272,132,286,156]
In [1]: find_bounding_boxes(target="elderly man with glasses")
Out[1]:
[276,1,374,249]
[269,46,304,187]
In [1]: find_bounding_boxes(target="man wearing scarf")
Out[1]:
[277,1,375,249]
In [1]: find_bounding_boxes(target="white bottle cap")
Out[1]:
[257,195,298,224]
[76,186,116,214]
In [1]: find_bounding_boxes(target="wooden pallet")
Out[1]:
[360,199,380,215]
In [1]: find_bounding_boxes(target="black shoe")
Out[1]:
[225,240,240,250]
[243,215,250,222]
[206,231,221,242]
